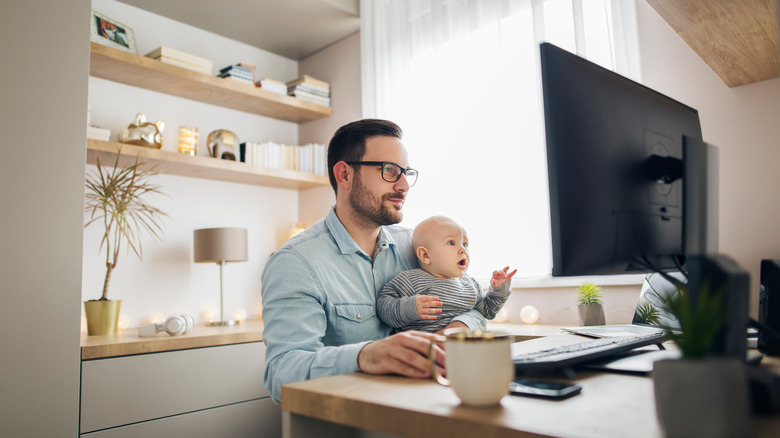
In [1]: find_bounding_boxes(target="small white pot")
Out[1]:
[577,303,605,326]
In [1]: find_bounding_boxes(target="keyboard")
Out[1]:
[513,333,666,373]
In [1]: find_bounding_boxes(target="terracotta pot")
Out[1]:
[84,300,122,336]
[577,303,605,326]
[653,358,751,438]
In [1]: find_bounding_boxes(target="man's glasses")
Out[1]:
[346,161,418,187]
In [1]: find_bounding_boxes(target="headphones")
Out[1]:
[138,314,195,337]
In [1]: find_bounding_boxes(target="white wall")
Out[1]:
[0,0,89,436]
[297,31,364,226]
[83,0,307,327]
[637,0,780,317]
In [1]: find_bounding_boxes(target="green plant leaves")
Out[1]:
[84,149,167,300]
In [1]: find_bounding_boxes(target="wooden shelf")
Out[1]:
[87,139,330,190]
[80,320,263,360]
[647,0,780,88]
[89,42,332,123]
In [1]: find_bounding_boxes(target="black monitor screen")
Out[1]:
[541,42,703,276]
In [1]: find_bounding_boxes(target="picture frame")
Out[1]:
[90,10,137,54]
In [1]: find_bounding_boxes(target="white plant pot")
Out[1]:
[577,303,605,326]
[653,358,751,438]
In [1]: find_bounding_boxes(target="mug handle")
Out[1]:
[428,339,449,386]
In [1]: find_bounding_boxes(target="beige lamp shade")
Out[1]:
[194,228,248,263]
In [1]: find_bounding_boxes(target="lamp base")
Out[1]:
[206,320,239,327]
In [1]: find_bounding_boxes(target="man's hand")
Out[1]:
[358,331,445,378]
[415,295,442,320]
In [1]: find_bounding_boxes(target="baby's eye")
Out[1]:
[447,240,455,246]
[463,242,469,248]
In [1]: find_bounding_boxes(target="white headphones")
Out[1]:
[138,314,195,337]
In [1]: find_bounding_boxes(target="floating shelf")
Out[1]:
[86,139,330,190]
[89,42,332,123]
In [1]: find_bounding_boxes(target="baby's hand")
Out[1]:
[416,295,443,320]
[491,266,517,288]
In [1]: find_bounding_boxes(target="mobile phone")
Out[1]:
[509,379,582,400]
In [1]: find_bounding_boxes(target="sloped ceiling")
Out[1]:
[119,0,360,60]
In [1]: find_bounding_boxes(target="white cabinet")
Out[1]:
[80,342,280,437]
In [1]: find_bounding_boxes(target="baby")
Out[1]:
[376,215,516,332]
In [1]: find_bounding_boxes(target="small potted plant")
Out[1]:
[576,282,605,326]
[83,150,167,335]
[653,282,751,437]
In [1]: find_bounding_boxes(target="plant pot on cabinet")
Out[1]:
[577,303,605,326]
[84,300,122,335]
[653,358,751,438]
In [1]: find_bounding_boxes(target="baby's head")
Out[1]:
[412,216,469,279]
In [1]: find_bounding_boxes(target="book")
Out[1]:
[86,125,110,141]
[219,64,253,74]
[145,46,213,71]
[289,88,331,106]
[154,55,212,75]
[258,78,288,95]
[218,70,254,81]
[286,74,330,92]
[288,83,330,97]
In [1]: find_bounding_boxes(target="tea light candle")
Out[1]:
[177,125,199,155]
[520,305,539,324]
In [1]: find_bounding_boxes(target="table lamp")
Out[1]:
[194,227,248,326]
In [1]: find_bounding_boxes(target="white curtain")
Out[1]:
[360,0,640,279]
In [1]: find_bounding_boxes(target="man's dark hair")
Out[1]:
[327,119,403,193]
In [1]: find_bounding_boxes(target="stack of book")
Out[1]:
[86,125,110,141]
[256,78,287,95]
[145,46,213,75]
[240,141,327,176]
[286,75,331,107]
[218,63,255,85]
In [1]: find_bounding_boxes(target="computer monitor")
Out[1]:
[541,42,712,277]
[541,42,749,360]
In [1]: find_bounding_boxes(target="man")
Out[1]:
[261,119,485,403]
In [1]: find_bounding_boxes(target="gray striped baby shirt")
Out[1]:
[376,268,511,332]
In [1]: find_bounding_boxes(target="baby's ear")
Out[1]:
[416,246,431,264]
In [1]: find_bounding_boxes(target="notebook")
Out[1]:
[561,272,684,339]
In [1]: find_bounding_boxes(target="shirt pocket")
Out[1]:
[334,303,381,345]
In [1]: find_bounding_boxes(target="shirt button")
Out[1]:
[356,313,362,319]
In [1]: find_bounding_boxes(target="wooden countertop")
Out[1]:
[282,369,662,438]
[80,320,263,360]
[79,321,553,360]
[282,333,780,438]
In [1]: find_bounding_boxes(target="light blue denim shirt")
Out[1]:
[261,206,486,403]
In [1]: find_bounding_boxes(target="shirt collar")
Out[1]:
[325,206,397,255]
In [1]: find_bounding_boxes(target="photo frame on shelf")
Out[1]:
[90,10,137,54]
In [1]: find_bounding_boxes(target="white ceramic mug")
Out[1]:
[428,328,514,406]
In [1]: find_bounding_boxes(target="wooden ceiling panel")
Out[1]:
[647,0,780,87]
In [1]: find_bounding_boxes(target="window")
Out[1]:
[361,0,640,279]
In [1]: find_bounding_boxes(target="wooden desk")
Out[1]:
[281,328,780,438]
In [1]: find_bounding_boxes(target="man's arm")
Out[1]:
[262,249,365,403]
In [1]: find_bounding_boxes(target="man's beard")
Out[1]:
[349,173,404,227]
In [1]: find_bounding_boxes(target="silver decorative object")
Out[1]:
[207,129,239,160]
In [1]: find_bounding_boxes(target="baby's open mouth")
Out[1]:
[458,259,467,267]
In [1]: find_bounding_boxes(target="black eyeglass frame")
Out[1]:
[345,161,418,187]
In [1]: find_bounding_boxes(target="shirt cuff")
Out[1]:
[341,341,371,374]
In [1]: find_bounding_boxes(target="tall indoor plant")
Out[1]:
[84,150,167,335]
[653,281,751,438]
